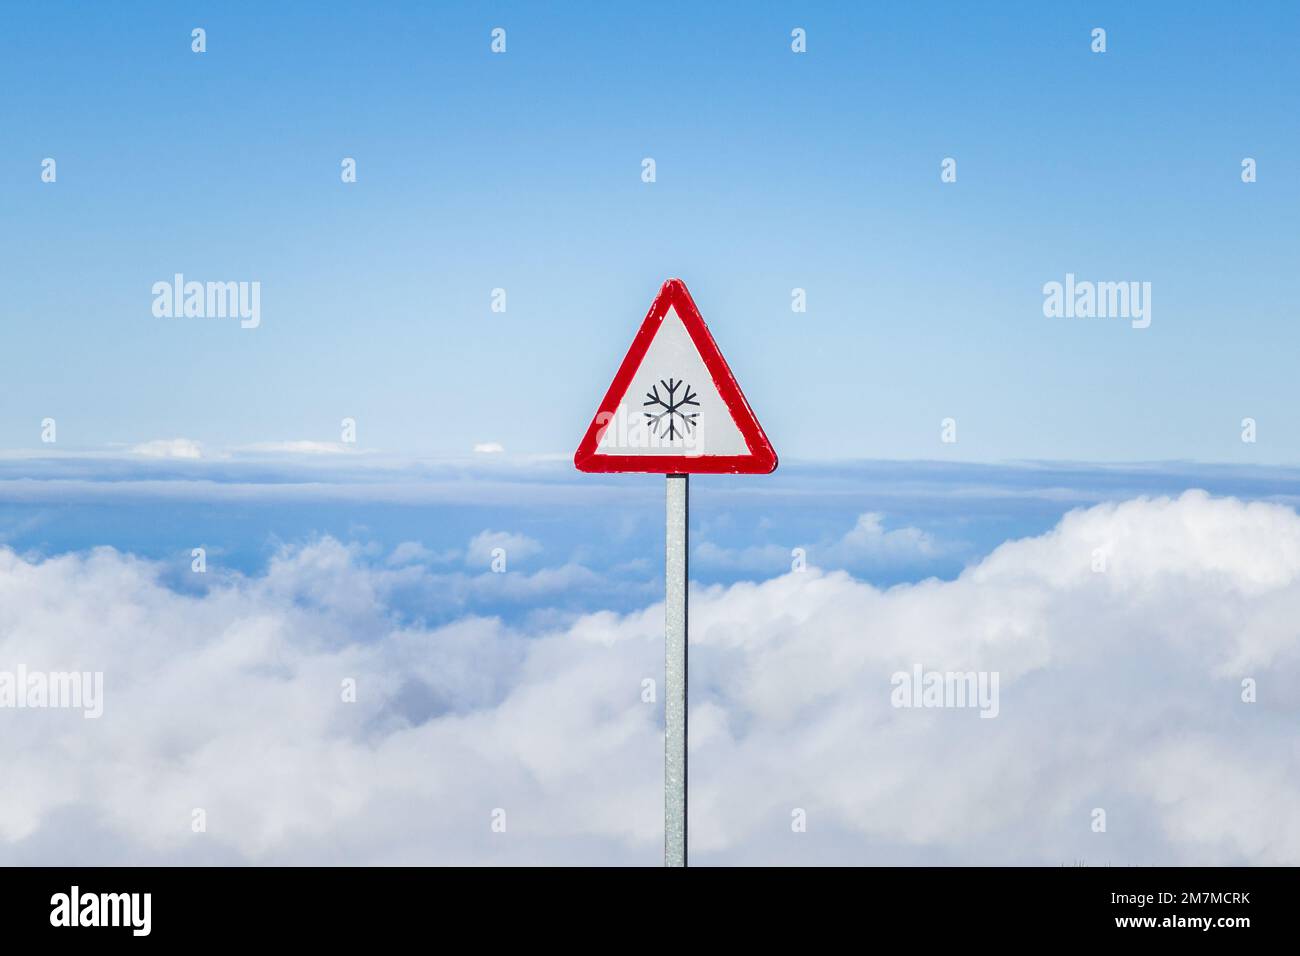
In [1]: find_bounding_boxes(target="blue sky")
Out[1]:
[3,1,1298,462]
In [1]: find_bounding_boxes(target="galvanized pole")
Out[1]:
[664,473,688,867]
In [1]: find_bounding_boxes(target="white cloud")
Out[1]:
[0,490,1297,864]
[827,511,938,562]
[386,541,458,567]
[465,530,542,568]
[130,439,204,459]
[473,442,505,454]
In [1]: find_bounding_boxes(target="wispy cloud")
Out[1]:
[696,511,942,574]
[236,441,357,456]
[130,439,205,459]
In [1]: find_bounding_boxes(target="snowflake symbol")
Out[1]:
[643,378,700,440]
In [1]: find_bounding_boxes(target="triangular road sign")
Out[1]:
[574,279,777,474]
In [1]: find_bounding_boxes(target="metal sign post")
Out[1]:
[664,473,688,867]
[573,278,777,868]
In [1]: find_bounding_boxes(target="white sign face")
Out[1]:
[574,278,777,475]
[594,306,748,458]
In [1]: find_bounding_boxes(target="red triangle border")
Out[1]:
[574,278,778,474]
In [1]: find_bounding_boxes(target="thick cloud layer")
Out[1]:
[0,490,1296,864]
